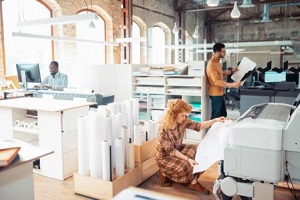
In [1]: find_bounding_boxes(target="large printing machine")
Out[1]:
[33,90,114,106]
[213,94,300,200]
[239,81,300,114]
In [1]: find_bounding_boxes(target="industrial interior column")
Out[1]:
[174,11,185,63]
[120,0,132,64]
[178,12,185,63]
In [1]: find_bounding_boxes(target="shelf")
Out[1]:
[133,92,165,95]
[132,63,209,139]
[191,109,201,112]
[13,126,38,134]
[148,107,164,110]
[133,74,163,77]
[133,83,164,86]
[166,93,201,96]
[166,84,201,87]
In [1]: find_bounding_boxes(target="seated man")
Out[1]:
[41,61,68,90]
[0,75,7,89]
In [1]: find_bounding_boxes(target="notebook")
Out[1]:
[0,141,21,167]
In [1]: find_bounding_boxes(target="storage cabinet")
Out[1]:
[131,64,209,141]
[0,98,93,180]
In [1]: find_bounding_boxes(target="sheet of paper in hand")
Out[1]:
[193,120,232,174]
[231,57,256,83]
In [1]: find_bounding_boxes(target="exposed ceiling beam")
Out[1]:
[176,0,194,11]
[174,0,300,13]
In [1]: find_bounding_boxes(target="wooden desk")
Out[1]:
[0,98,94,180]
[0,141,53,200]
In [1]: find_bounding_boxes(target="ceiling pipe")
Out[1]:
[240,0,255,8]
[270,2,300,8]
[178,1,300,13]
[261,4,271,22]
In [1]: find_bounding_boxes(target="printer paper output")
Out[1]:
[231,57,256,82]
[193,120,232,174]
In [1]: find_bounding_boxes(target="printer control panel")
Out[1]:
[237,103,267,122]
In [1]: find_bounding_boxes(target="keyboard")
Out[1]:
[27,87,48,91]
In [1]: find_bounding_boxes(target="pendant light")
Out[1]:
[240,0,255,8]
[231,1,241,18]
[88,20,96,28]
[207,0,219,7]
[193,26,199,38]
[172,22,179,34]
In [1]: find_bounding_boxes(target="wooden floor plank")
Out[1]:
[33,162,300,200]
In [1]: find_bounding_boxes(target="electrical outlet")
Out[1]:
[284,175,289,181]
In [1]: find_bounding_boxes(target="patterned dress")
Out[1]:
[155,119,201,183]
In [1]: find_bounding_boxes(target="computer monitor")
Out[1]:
[264,71,286,83]
[16,63,41,88]
[286,73,299,86]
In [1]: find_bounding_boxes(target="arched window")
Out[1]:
[152,27,165,64]
[131,22,141,64]
[2,0,51,77]
[76,11,105,64]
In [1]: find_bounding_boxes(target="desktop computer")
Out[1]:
[16,63,41,91]
[264,71,286,83]
[286,73,299,86]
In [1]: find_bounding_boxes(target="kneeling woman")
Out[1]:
[155,99,225,194]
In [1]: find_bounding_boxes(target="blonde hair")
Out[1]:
[161,99,192,131]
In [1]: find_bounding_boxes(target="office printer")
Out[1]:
[33,90,114,106]
[213,95,300,200]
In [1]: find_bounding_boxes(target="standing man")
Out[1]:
[206,43,241,119]
[41,61,68,90]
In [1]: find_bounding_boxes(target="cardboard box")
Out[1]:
[74,166,142,200]
[135,137,158,163]
[140,156,158,181]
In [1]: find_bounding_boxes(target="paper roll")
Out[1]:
[103,115,113,145]
[102,141,112,181]
[125,100,134,139]
[97,105,106,114]
[15,120,21,127]
[89,110,96,116]
[145,120,154,141]
[88,112,104,178]
[108,102,121,114]
[115,138,125,176]
[111,113,122,169]
[120,101,128,126]
[131,98,139,126]
[153,121,159,138]
[20,121,25,128]
[112,113,122,139]
[33,121,38,130]
[133,125,142,145]
[121,126,129,164]
[121,126,129,140]
[24,122,29,129]
[126,142,135,170]
[141,131,146,144]
[78,116,89,175]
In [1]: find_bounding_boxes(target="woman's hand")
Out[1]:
[214,116,227,123]
[187,158,198,167]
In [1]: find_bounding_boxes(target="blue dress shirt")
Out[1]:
[41,71,68,90]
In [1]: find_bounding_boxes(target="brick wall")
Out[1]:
[0,1,299,76]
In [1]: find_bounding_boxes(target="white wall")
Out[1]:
[71,64,132,102]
